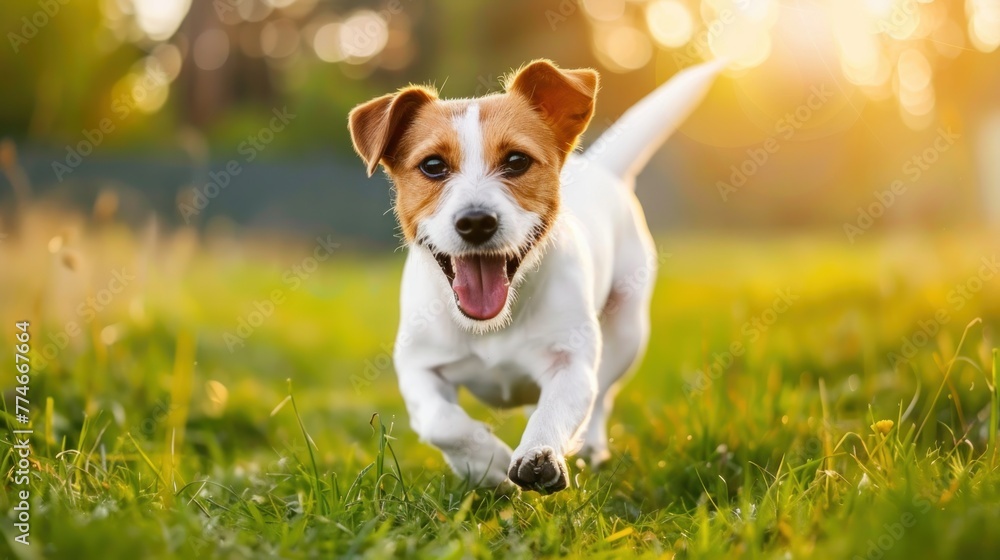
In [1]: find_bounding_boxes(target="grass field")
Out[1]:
[3,216,1000,558]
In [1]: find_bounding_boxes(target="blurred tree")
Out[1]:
[175,0,277,127]
[0,0,998,232]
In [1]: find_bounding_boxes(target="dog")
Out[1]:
[348,59,722,493]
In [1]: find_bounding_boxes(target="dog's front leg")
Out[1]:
[508,324,600,493]
[397,366,513,487]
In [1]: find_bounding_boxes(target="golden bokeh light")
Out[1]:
[193,28,231,71]
[110,62,170,115]
[646,0,695,48]
[312,22,344,63]
[932,18,967,58]
[261,18,300,59]
[263,0,299,8]
[150,43,183,82]
[87,0,996,130]
[583,0,628,22]
[708,19,773,70]
[594,23,654,71]
[896,48,933,93]
[582,0,994,128]
[339,10,390,63]
[236,0,273,23]
[968,0,1000,52]
[129,0,191,42]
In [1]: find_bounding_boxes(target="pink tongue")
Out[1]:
[452,254,510,320]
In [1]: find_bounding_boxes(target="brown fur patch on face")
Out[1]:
[479,95,563,237]
[383,100,468,241]
[350,61,597,248]
[383,92,568,244]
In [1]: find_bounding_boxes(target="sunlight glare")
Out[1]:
[129,0,191,41]
[969,0,1000,52]
[646,0,695,48]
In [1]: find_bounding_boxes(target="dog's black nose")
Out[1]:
[455,211,498,245]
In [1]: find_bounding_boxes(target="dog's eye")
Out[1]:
[502,152,532,177]
[418,156,449,180]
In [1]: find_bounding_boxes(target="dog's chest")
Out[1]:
[434,342,542,407]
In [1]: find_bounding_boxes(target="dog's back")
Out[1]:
[558,60,726,323]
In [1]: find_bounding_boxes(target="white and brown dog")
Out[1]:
[348,59,721,493]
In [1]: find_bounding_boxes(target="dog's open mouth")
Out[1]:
[433,247,529,321]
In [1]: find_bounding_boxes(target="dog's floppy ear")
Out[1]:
[506,59,598,156]
[348,86,437,177]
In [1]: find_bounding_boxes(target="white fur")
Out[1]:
[394,62,722,488]
[415,102,543,333]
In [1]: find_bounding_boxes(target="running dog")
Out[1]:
[348,59,721,492]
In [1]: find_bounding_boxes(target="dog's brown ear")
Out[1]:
[506,60,598,156]
[348,86,437,177]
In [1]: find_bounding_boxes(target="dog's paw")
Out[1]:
[508,446,569,493]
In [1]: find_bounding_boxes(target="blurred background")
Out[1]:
[1,0,998,243]
[3,4,1000,556]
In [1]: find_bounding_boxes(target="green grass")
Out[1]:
[3,225,1000,558]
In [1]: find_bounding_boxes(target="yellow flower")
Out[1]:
[872,419,894,435]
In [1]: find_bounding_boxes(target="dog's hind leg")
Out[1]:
[574,62,723,466]
[580,292,650,465]
[580,246,656,466]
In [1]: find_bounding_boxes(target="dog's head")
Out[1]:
[348,60,598,331]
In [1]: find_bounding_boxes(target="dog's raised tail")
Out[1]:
[585,59,725,184]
